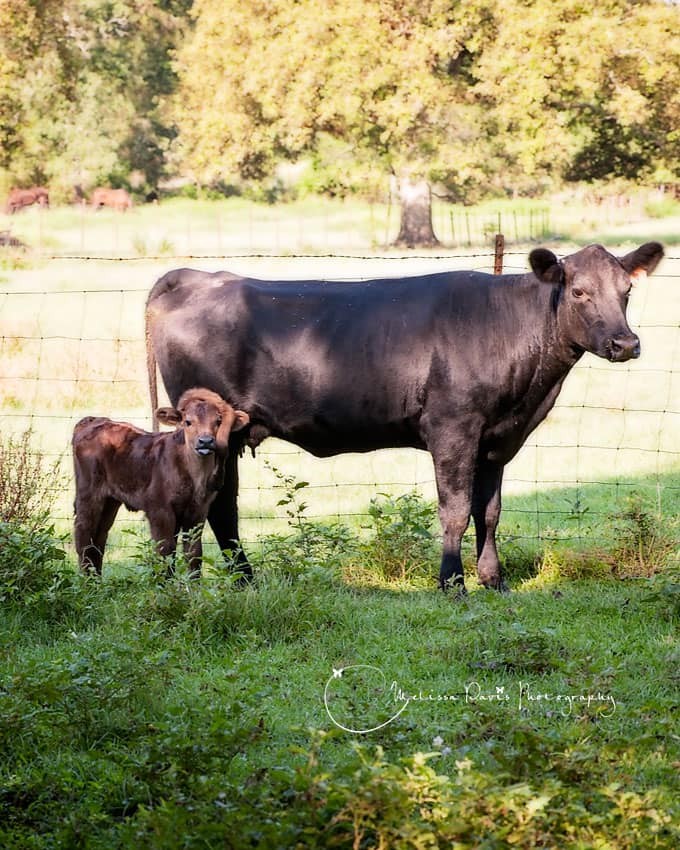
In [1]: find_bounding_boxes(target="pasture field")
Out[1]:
[0,197,678,847]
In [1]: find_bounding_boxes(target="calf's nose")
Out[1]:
[609,333,640,362]
[195,434,217,455]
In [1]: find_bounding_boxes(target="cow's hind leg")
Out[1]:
[74,496,120,576]
[472,460,506,591]
[206,452,253,583]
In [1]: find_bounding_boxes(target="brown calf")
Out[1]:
[90,187,132,211]
[5,186,49,214]
[72,388,249,576]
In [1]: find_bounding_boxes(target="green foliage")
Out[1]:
[0,520,66,601]
[257,462,352,582]
[170,0,680,201]
[0,542,678,847]
[0,0,188,193]
[354,491,439,584]
[2,0,678,213]
[609,495,678,578]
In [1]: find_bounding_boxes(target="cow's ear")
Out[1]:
[619,242,664,281]
[156,407,182,428]
[529,248,563,284]
[231,410,250,431]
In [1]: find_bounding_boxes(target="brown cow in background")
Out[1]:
[72,388,249,576]
[5,186,49,214]
[90,187,133,211]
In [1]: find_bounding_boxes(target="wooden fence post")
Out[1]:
[494,233,505,274]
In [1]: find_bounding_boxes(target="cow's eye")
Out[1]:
[216,417,222,427]
[184,419,192,427]
[572,287,585,299]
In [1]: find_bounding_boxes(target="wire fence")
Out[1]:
[1,244,678,561]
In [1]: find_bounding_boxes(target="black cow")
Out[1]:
[145,242,664,591]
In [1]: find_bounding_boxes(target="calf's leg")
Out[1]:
[181,523,205,578]
[74,496,120,575]
[147,510,179,576]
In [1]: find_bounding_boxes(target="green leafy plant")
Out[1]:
[353,491,439,584]
[609,495,678,578]
[0,520,67,602]
[259,462,351,581]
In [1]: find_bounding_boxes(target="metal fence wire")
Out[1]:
[1,247,678,562]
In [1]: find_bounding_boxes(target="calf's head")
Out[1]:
[156,388,249,457]
[530,242,664,362]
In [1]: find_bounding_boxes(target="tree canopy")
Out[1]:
[0,0,189,198]
[170,0,679,197]
[1,0,678,207]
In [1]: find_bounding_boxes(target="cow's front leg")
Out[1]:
[431,444,478,593]
[471,459,506,590]
[207,451,253,583]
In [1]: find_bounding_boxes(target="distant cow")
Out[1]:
[90,187,132,212]
[72,388,249,576]
[5,186,49,214]
[146,242,664,593]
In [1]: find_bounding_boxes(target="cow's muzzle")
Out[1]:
[195,435,217,456]
[606,333,641,363]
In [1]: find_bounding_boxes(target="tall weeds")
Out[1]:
[0,429,62,528]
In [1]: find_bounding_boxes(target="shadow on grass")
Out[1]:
[490,468,679,586]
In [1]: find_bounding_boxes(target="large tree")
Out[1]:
[171,0,679,245]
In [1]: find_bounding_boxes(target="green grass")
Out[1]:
[0,509,678,848]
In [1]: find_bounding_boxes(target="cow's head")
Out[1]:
[156,388,249,457]
[530,242,664,362]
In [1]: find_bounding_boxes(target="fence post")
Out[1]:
[494,233,505,274]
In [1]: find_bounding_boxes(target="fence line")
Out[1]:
[1,247,678,559]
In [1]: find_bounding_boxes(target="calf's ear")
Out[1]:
[619,242,664,281]
[231,410,250,431]
[156,406,182,428]
[216,409,250,450]
[529,248,563,284]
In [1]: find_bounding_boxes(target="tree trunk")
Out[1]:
[394,176,439,248]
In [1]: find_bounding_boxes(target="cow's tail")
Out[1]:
[145,304,160,431]
[146,269,185,431]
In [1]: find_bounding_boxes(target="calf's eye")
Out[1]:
[184,419,192,427]
[572,287,585,299]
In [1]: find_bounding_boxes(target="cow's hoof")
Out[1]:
[478,575,509,593]
[233,569,255,589]
[440,579,467,598]
[483,580,510,594]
